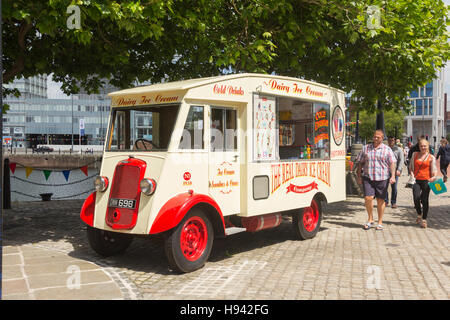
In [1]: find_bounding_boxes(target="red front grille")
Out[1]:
[106,158,146,229]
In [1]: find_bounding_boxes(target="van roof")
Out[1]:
[108,73,344,97]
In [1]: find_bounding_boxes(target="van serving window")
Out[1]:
[278,98,330,160]
[107,104,179,151]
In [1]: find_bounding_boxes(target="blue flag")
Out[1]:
[62,170,71,181]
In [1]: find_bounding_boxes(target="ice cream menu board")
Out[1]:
[253,95,277,161]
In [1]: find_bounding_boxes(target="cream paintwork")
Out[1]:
[245,159,345,216]
[93,73,346,235]
[93,152,166,234]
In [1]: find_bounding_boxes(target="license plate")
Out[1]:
[109,198,136,209]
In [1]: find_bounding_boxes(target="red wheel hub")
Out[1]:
[303,200,319,232]
[180,216,208,261]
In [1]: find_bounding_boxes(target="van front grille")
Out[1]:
[106,158,146,229]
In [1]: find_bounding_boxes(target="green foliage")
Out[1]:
[266,0,449,112]
[2,0,449,109]
[358,108,407,142]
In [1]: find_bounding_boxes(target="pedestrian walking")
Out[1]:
[385,136,404,208]
[407,135,424,163]
[407,136,434,175]
[409,138,438,229]
[436,138,450,183]
[356,130,397,230]
[404,142,411,175]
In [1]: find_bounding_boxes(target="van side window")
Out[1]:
[210,107,237,151]
[278,98,330,160]
[179,106,204,149]
[225,109,237,150]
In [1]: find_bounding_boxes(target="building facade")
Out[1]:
[4,75,48,99]
[3,97,111,148]
[405,68,446,149]
[3,76,113,148]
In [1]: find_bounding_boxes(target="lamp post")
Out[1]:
[376,100,386,139]
[71,93,74,152]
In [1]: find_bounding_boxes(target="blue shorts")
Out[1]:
[362,177,389,199]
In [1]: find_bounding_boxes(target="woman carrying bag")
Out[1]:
[409,139,438,228]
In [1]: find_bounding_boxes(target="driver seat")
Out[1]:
[134,140,153,150]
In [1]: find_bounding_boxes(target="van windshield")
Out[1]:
[107,105,179,151]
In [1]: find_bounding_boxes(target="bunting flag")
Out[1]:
[43,170,52,181]
[62,170,71,182]
[9,162,16,174]
[9,161,96,181]
[25,167,34,178]
[80,166,88,176]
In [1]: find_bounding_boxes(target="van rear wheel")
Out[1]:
[87,226,133,256]
[293,199,322,240]
[164,209,214,273]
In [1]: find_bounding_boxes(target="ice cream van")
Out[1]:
[80,73,346,273]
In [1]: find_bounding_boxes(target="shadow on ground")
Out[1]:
[2,195,449,277]
[324,195,450,230]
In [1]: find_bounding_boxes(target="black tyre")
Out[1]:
[164,209,214,273]
[293,199,323,240]
[87,226,133,256]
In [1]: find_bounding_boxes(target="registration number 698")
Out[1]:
[109,198,136,209]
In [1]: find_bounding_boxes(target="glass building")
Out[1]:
[3,97,111,148]
[3,76,112,148]
[4,75,47,99]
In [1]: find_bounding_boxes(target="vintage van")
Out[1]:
[80,73,346,273]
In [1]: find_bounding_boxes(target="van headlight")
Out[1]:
[94,176,109,192]
[140,178,157,196]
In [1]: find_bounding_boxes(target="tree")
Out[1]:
[358,108,407,142]
[235,0,448,133]
[2,0,449,105]
[2,0,277,94]
[3,0,174,93]
[235,0,449,113]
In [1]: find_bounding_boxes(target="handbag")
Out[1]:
[405,153,429,188]
[405,175,415,188]
[428,178,447,195]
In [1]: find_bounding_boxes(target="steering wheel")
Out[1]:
[134,138,158,150]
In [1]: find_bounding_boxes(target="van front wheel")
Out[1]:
[164,209,214,273]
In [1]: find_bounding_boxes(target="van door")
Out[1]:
[208,106,240,215]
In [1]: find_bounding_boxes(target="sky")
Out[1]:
[48,2,450,99]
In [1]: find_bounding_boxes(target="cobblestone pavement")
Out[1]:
[2,174,449,300]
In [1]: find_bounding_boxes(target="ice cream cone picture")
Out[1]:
[332,106,344,146]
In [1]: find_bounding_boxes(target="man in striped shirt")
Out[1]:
[356,130,396,230]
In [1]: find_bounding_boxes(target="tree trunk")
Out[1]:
[376,100,385,139]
